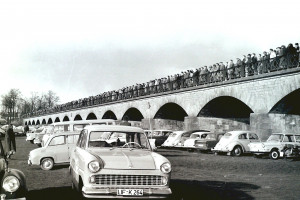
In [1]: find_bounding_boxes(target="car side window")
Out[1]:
[80,130,87,149]
[49,136,65,146]
[238,133,247,140]
[77,130,84,146]
[248,133,259,140]
[67,135,80,144]
[283,135,294,142]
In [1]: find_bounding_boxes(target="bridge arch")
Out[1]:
[32,120,36,125]
[122,108,144,121]
[198,96,254,123]
[74,114,83,121]
[28,121,31,125]
[42,119,46,124]
[154,103,188,121]
[86,112,97,120]
[102,110,117,120]
[25,121,28,125]
[63,116,69,122]
[54,117,60,123]
[269,88,300,115]
[36,120,40,125]
[47,118,53,124]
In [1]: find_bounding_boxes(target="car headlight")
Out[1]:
[88,161,100,173]
[2,176,20,193]
[160,162,171,174]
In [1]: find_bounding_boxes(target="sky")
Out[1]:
[0,0,299,104]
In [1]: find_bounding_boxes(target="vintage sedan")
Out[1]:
[145,130,173,147]
[0,140,27,199]
[70,125,172,199]
[183,131,210,149]
[26,126,44,144]
[162,131,185,147]
[177,130,210,147]
[28,131,80,170]
[212,130,260,156]
[194,133,224,151]
[248,133,300,160]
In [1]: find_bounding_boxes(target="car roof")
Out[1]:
[85,125,144,133]
[52,131,81,136]
[227,130,255,135]
[145,129,172,132]
[271,133,300,136]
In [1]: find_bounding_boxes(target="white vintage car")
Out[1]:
[212,130,260,156]
[28,131,80,170]
[70,125,172,199]
[162,131,185,147]
[183,131,209,148]
[248,133,300,159]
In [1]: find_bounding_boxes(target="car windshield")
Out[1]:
[88,131,150,150]
[169,133,178,137]
[267,134,283,142]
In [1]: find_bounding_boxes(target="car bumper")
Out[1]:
[82,186,171,199]
[0,194,26,200]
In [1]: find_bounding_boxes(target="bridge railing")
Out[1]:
[23,52,300,118]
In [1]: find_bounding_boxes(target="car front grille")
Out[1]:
[94,174,164,186]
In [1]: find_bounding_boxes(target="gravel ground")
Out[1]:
[5,137,300,200]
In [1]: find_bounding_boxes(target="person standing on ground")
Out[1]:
[5,124,16,159]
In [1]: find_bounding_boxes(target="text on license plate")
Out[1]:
[117,189,143,196]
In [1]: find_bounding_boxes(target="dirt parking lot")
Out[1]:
[5,137,300,200]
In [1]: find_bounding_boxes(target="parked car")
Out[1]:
[183,131,210,149]
[70,125,172,199]
[162,131,185,147]
[145,130,173,147]
[28,131,80,170]
[0,125,24,136]
[0,139,27,199]
[42,119,116,147]
[212,130,260,156]
[33,126,54,147]
[26,126,44,144]
[194,133,224,151]
[177,130,210,147]
[248,133,300,160]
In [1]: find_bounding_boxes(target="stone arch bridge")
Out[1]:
[24,68,300,140]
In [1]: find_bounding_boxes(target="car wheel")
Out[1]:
[37,143,42,147]
[231,146,243,156]
[40,158,54,170]
[269,150,280,160]
[30,140,34,144]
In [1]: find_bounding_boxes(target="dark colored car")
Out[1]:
[194,133,224,151]
[177,130,210,147]
[146,130,173,147]
[0,140,27,199]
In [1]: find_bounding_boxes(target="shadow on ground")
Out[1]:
[27,179,259,200]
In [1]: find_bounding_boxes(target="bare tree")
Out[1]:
[44,90,60,108]
[1,89,21,124]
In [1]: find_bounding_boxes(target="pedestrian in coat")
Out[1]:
[6,124,16,158]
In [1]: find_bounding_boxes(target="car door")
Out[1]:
[48,135,69,163]
[237,133,249,151]
[73,130,88,173]
[247,133,259,152]
[67,134,80,160]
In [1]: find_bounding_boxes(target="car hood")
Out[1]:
[87,148,157,170]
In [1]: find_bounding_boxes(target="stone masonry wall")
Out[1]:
[141,118,184,131]
[250,113,300,141]
[184,117,250,133]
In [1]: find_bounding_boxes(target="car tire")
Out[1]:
[30,140,34,144]
[269,150,280,160]
[231,146,243,156]
[37,144,42,147]
[40,158,54,170]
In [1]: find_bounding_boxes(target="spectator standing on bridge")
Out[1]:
[241,55,247,77]
[252,53,258,75]
[295,43,299,67]
[269,49,277,71]
[5,124,16,159]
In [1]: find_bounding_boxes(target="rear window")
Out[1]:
[224,132,232,137]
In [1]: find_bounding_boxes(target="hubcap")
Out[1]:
[44,160,52,168]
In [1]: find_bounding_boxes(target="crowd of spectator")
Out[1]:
[24,42,300,117]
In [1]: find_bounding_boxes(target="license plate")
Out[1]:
[117,189,143,196]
